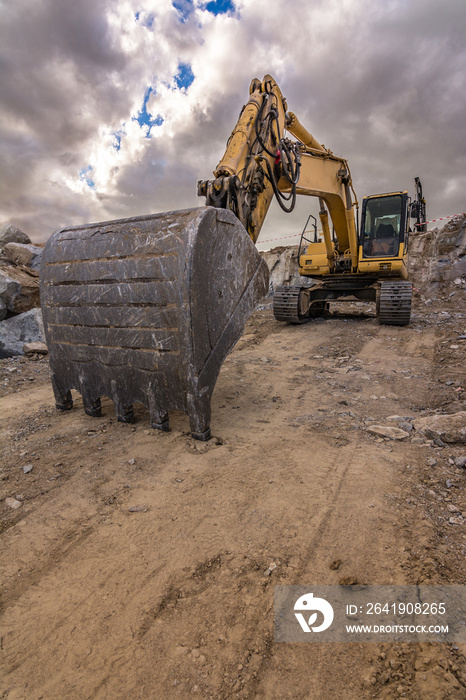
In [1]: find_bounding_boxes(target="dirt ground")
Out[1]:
[1,298,465,700]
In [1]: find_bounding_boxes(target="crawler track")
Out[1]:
[378,280,412,326]
[273,285,306,323]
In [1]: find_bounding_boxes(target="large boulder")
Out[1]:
[4,242,43,271]
[0,308,45,358]
[0,261,40,313]
[0,223,30,252]
[261,245,305,294]
[414,412,466,445]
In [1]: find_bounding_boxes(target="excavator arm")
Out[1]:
[198,75,359,271]
[281,112,359,271]
[198,74,293,242]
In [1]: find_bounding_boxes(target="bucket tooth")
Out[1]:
[151,416,170,432]
[40,206,269,439]
[187,388,211,441]
[148,387,170,431]
[51,375,73,411]
[116,403,136,424]
[149,404,170,431]
[191,427,211,442]
[83,396,102,418]
[55,391,73,412]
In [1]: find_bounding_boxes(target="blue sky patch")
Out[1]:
[203,0,235,15]
[79,166,95,189]
[112,130,125,151]
[134,87,164,137]
[174,63,195,90]
[134,11,155,28]
[172,0,193,22]
[173,0,236,21]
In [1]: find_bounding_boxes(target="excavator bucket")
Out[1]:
[40,207,269,440]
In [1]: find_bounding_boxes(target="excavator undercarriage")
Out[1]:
[273,278,413,326]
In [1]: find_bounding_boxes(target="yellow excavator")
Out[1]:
[40,75,426,439]
[198,75,426,326]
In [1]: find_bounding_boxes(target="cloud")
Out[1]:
[0,0,465,246]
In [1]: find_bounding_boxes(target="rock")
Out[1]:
[128,505,149,512]
[414,412,466,445]
[366,425,410,440]
[23,341,48,355]
[448,516,463,525]
[398,421,414,432]
[22,464,34,474]
[0,261,40,313]
[3,242,43,271]
[0,299,6,322]
[261,246,304,293]
[408,215,466,290]
[0,223,30,251]
[0,308,45,358]
[447,504,460,513]
[5,496,22,509]
[426,457,437,467]
[339,576,359,585]
[454,456,466,468]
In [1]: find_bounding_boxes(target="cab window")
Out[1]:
[362,195,403,257]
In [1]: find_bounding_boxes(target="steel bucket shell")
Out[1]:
[40,206,269,439]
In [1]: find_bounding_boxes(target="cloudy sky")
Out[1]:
[1,0,465,249]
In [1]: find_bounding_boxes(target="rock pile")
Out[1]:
[408,214,466,292]
[0,223,45,358]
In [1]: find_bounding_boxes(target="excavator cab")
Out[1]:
[360,192,409,260]
[357,192,410,279]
